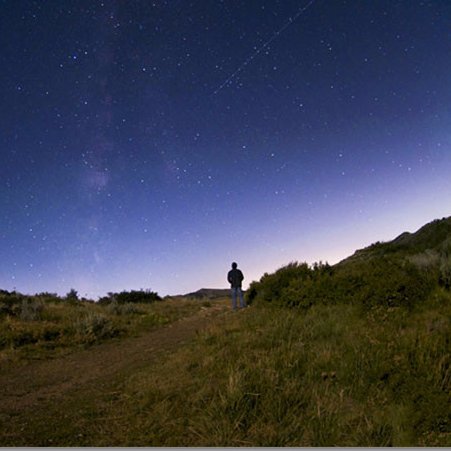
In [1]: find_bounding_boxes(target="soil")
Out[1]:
[0,300,230,442]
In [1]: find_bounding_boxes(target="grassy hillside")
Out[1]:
[19,292,448,446]
[138,297,449,446]
[340,216,451,274]
[1,216,450,446]
[247,216,451,309]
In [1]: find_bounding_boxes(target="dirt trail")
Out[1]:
[0,302,230,417]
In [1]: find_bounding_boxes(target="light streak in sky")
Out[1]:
[212,0,317,95]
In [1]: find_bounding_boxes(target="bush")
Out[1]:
[354,257,435,309]
[0,321,63,350]
[0,291,25,316]
[18,298,44,321]
[74,312,120,344]
[438,246,451,289]
[0,300,14,317]
[247,257,435,310]
[0,296,46,319]
[65,288,79,303]
[98,289,162,305]
[248,262,312,305]
[106,301,143,316]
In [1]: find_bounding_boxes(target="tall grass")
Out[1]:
[1,287,449,445]
[86,290,450,446]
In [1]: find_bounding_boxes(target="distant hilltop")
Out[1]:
[338,215,451,266]
[170,288,232,300]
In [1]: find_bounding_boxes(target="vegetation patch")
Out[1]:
[0,290,208,362]
[85,294,450,446]
[246,257,436,310]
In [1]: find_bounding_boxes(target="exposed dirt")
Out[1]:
[0,301,230,421]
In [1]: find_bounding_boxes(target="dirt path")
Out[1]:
[0,301,230,421]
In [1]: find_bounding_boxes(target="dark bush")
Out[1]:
[348,257,435,309]
[245,282,258,305]
[12,330,39,347]
[65,288,79,303]
[42,327,61,341]
[98,289,162,305]
[0,301,14,317]
[247,257,435,310]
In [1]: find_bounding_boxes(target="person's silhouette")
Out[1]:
[227,262,246,310]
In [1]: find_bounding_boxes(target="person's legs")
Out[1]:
[231,287,237,310]
[238,287,246,308]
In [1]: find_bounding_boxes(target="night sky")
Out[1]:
[1,1,451,299]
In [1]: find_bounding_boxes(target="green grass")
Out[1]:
[35,288,449,447]
[1,289,450,446]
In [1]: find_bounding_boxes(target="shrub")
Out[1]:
[36,292,61,302]
[0,296,46,319]
[106,301,143,316]
[0,291,25,316]
[74,312,119,344]
[245,282,258,305]
[0,322,40,348]
[65,288,79,303]
[248,257,435,310]
[438,253,451,289]
[0,320,63,350]
[18,298,44,321]
[355,257,435,309]
[0,300,14,317]
[248,262,312,305]
[98,289,162,305]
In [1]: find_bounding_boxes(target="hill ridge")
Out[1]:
[337,215,451,266]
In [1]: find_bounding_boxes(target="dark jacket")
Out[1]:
[227,268,244,288]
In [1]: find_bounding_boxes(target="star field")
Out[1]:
[1,1,451,298]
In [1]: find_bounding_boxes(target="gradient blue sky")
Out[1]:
[1,0,450,298]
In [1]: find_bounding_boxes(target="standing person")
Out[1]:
[227,262,246,310]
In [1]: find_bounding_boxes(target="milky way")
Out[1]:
[1,1,450,298]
